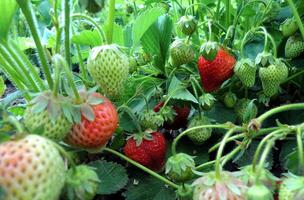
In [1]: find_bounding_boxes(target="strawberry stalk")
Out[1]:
[106,0,116,44]
[252,129,287,172]
[296,126,304,175]
[53,54,81,103]
[286,0,304,39]
[215,127,239,179]
[190,77,203,115]
[52,56,62,98]
[103,147,180,189]
[184,3,214,18]
[64,0,71,67]
[251,103,304,129]
[208,133,245,152]
[171,124,231,155]
[71,13,106,44]
[16,0,53,90]
[51,0,61,54]
[196,145,243,171]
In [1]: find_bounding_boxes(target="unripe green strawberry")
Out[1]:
[285,35,304,59]
[0,135,66,200]
[23,92,72,141]
[235,99,258,123]
[279,176,304,200]
[139,110,164,130]
[165,153,195,182]
[24,109,72,141]
[63,165,100,200]
[246,184,273,200]
[199,93,216,110]
[223,92,237,108]
[234,58,257,87]
[280,18,298,37]
[259,62,288,97]
[187,115,212,145]
[178,15,197,35]
[170,39,194,67]
[87,44,129,99]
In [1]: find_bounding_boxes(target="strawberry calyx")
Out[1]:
[28,91,71,123]
[126,131,153,147]
[255,51,275,67]
[199,93,216,110]
[200,41,219,61]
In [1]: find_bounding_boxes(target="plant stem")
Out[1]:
[53,54,81,103]
[184,3,214,17]
[252,129,285,172]
[286,0,304,39]
[10,41,45,90]
[104,147,180,189]
[52,56,61,97]
[64,0,71,67]
[209,133,245,152]
[215,128,237,179]
[106,0,115,44]
[225,0,230,27]
[72,13,106,44]
[75,44,87,80]
[297,126,304,174]
[16,0,53,89]
[1,41,40,92]
[257,103,304,125]
[172,124,230,155]
[215,0,221,21]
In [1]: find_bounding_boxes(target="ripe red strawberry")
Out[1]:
[0,135,66,200]
[65,93,118,149]
[153,102,190,129]
[123,132,167,171]
[197,48,236,92]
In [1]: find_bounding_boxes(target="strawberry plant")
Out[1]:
[1,0,304,200]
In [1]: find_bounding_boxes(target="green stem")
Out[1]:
[252,129,285,172]
[215,0,221,21]
[106,0,116,44]
[240,30,252,58]
[283,68,304,84]
[104,147,180,189]
[297,126,304,174]
[76,45,87,81]
[53,54,81,102]
[215,128,237,179]
[286,0,304,39]
[257,103,304,125]
[52,56,61,97]
[190,78,203,115]
[208,20,213,41]
[172,124,231,155]
[225,0,230,27]
[16,0,53,89]
[72,13,106,44]
[10,41,45,90]
[209,133,245,152]
[184,3,214,18]
[64,0,71,67]
[1,41,39,92]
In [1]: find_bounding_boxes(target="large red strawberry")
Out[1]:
[65,92,118,149]
[197,48,236,92]
[153,102,190,130]
[123,132,167,171]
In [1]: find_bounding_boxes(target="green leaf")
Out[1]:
[168,76,198,103]
[87,95,104,105]
[72,29,102,46]
[17,37,36,50]
[132,7,166,46]
[0,0,18,40]
[7,105,25,117]
[205,102,237,124]
[88,160,128,195]
[124,175,176,200]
